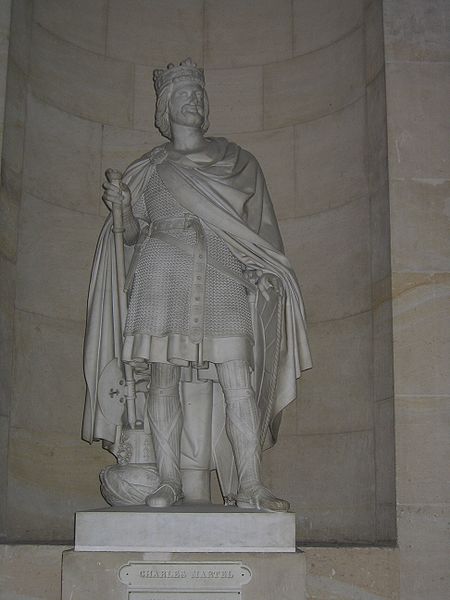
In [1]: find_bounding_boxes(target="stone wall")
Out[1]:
[0,0,12,160]
[0,0,393,544]
[383,0,450,598]
[0,0,28,540]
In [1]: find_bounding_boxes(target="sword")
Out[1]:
[105,168,137,429]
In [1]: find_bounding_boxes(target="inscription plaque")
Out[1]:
[119,561,252,598]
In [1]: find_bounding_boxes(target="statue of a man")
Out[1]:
[83,59,311,512]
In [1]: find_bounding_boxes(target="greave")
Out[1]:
[218,361,262,490]
[225,392,262,489]
[147,379,182,490]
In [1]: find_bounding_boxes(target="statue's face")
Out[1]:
[168,80,205,129]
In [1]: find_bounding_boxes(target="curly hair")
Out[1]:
[154,81,210,140]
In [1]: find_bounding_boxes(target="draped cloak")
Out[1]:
[82,137,312,495]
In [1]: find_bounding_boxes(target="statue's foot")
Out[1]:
[145,481,183,508]
[236,483,290,512]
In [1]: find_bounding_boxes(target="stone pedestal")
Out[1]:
[71,507,302,597]
[61,549,306,600]
[75,505,296,553]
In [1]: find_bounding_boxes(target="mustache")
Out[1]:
[181,104,204,114]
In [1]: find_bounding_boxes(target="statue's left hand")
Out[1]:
[257,273,281,300]
[245,270,280,300]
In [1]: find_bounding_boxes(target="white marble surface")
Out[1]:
[75,506,296,552]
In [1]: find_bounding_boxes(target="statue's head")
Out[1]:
[153,58,209,140]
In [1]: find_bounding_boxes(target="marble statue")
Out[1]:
[83,58,312,512]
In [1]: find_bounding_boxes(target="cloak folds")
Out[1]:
[82,138,312,496]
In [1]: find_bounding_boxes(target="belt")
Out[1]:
[124,216,256,345]
[150,216,257,294]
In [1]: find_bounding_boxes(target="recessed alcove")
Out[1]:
[0,0,395,545]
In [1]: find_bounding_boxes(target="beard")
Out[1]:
[178,104,204,127]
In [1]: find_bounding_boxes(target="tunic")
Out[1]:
[122,166,254,368]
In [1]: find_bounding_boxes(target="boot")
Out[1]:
[145,369,183,507]
[218,361,289,512]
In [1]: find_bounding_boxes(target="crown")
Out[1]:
[153,58,205,95]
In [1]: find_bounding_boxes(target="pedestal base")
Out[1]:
[61,549,306,600]
[75,505,296,553]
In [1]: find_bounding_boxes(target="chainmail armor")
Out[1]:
[125,168,253,342]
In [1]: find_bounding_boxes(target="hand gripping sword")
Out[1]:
[106,168,137,429]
